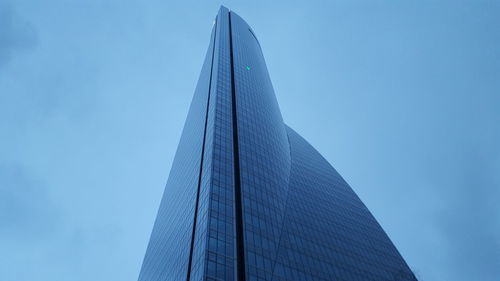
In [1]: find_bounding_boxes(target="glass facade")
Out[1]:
[138,6,417,281]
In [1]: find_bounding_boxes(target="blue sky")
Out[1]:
[1,0,499,280]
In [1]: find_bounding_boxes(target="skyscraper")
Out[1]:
[138,6,417,281]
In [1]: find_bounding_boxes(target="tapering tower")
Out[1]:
[138,6,417,281]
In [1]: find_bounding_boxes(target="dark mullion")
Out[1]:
[186,17,218,281]
[229,11,247,281]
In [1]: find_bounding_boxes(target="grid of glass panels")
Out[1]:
[137,23,217,281]
[267,126,417,281]
[188,16,218,281]
[230,11,292,281]
[139,7,417,281]
[190,7,237,281]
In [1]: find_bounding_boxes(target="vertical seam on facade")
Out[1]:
[229,11,247,281]
[269,130,293,281]
[186,18,218,281]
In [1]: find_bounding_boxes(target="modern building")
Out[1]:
[138,6,417,281]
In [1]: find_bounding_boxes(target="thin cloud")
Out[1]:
[0,1,37,69]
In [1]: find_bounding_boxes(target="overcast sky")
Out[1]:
[1,0,499,280]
